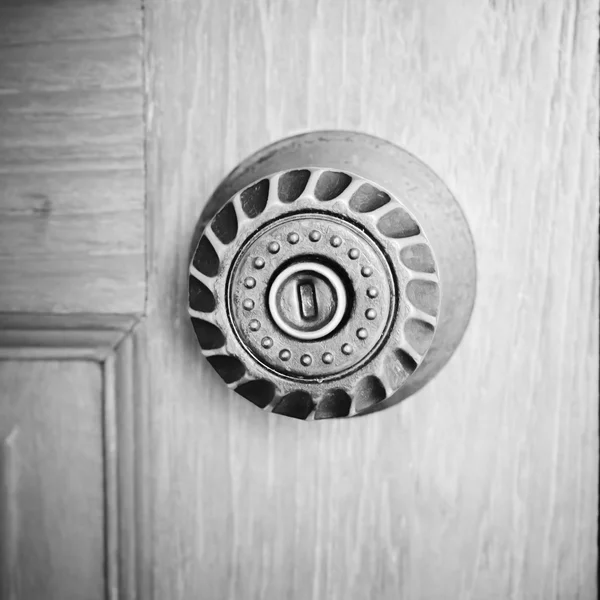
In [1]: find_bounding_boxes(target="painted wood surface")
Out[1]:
[145,1,599,599]
[0,361,105,600]
[0,0,145,314]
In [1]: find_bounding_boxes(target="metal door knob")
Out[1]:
[189,131,476,419]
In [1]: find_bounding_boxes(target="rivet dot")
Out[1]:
[253,257,265,269]
[365,308,377,320]
[261,337,274,349]
[367,287,378,298]
[279,349,291,361]
[268,241,280,254]
[322,352,334,364]
[361,266,373,277]
[330,236,342,248]
[348,248,360,260]
[287,232,299,244]
[301,354,313,366]
[309,230,321,242]
[242,299,255,310]
[249,319,261,331]
[341,344,353,355]
[357,328,368,340]
[244,277,256,289]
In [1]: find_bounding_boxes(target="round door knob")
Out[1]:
[189,131,476,420]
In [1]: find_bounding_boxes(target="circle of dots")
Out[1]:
[322,352,334,364]
[232,214,395,376]
[301,354,313,366]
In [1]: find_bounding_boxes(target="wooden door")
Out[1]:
[1,1,598,599]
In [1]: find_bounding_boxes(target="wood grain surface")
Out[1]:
[145,1,599,599]
[0,0,145,314]
[0,361,105,600]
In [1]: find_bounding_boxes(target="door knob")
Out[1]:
[189,131,476,420]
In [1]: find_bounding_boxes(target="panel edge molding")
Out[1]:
[0,427,20,600]
[0,313,139,360]
[103,322,150,600]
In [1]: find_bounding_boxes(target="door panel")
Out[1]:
[0,361,105,600]
[0,319,144,600]
[145,1,598,599]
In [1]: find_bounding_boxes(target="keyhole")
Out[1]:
[267,260,348,341]
[298,281,317,320]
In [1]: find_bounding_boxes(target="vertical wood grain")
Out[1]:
[0,0,145,313]
[145,0,598,599]
[0,361,106,600]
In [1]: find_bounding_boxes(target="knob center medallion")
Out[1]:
[227,212,395,380]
